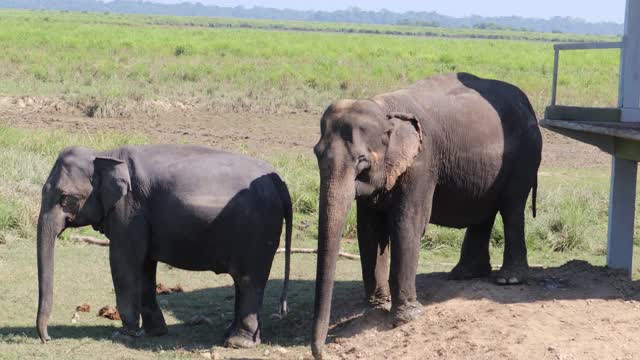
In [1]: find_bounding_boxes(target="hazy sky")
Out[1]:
[151,0,626,23]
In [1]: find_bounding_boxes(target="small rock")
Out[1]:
[71,312,80,324]
[270,313,283,321]
[159,299,169,307]
[263,349,270,356]
[199,351,212,360]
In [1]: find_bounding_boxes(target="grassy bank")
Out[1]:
[0,9,620,115]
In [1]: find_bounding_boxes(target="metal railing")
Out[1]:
[551,41,623,106]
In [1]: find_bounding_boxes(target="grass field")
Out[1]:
[0,8,638,360]
[0,125,639,359]
[0,9,621,115]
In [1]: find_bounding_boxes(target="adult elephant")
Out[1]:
[36,144,292,348]
[311,72,542,358]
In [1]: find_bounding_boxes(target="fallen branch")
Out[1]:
[67,238,544,268]
[70,235,110,247]
[69,236,363,261]
[277,247,360,260]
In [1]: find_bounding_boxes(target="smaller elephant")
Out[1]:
[36,144,292,348]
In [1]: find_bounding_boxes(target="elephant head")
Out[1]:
[311,99,422,358]
[36,146,131,343]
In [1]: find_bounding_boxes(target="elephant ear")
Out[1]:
[94,157,131,214]
[384,112,423,190]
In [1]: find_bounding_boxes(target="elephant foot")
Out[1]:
[224,326,260,349]
[495,264,528,285]
[366,291,391,309]
[111,328,145,343]
[391,301,424,328]
[449,260,492,280]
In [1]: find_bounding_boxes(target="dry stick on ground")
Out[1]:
[70,235,110,247]
[69,236,545,267]
[71,235,362,260]
[276,247,360,260]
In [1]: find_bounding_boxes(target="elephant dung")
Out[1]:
[97,305,121,320]
[156,283,184,295]
[75,303,91,312]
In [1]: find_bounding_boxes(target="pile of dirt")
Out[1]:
[324,261,640,360]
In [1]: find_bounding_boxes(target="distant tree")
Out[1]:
[0,0,623,36]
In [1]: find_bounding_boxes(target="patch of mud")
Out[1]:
[324,261,640,360]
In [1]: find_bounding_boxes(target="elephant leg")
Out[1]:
[388,187,433,327]
[495,130,539,285]
[225,274,264,349]
[496,206,528,285]
[449,213,497,280]
[357,199,390,307]
[108,216,148,340]
[109,251,144,339]
[140,259,167,336]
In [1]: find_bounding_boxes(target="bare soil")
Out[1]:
[1,99,630,359]
[0,96,610,168]
[324,261,640,360]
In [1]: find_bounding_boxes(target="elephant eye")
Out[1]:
[60,195,79,210]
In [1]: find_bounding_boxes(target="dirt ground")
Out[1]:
[322,261,640,360]
[3,98,636,360]
[0,96,611,169]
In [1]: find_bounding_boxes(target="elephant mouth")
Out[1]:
[355,180,376,197]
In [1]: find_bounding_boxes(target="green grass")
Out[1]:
[0,125,639,359]
[0,9,621,115]
[0,125,637,265]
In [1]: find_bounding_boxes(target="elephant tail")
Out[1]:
[275,176,292,317]
[531,178,537,218]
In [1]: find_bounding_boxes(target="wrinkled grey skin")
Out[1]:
[36,144,292,349]
[311,73,542,359]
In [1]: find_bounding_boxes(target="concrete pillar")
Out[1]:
[607,157,637,272]
[607,0,639,274]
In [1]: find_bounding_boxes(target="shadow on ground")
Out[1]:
[2,260,639,352]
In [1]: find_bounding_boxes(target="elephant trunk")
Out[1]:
[311,173,355,359]
[36,208,64,343]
